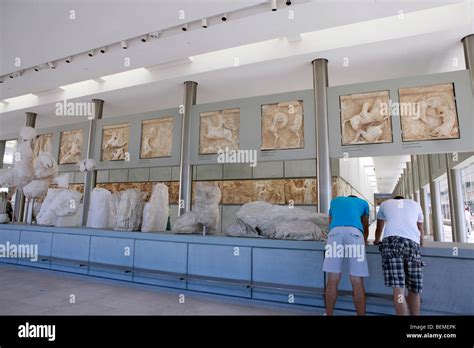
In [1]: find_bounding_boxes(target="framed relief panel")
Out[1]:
[339,91,393,146]
[140,117,174,159]
[101,123,130,161]
[261,100,304,150]
[33,133,53,157]
[199,108,239,155]
[398,83,460,142]
[59,129,84,164]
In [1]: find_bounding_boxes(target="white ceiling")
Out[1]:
[373,155,411,193]
[0,0,472,194]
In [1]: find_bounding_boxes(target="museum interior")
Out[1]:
[0,0,473,316]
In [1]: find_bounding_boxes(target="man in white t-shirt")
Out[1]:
[374,196,425,316]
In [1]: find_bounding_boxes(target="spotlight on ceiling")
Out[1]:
[99,47,107,54]
[271,0,277,11]
[141,35,148,42]
[65,56,72,63]
[48,62,56,69]
[286,0,291,5]
[201,18,208,28]
[149,31,161,39]
[181,23,188,31]
[34,66,41,72]
[88,50,95,57]
[221,13,227,21]
[121,40,128,49]
[0,78,3,84]
[9,70,24,78]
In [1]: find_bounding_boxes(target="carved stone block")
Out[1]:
[261,100,304,150]
[108,189,145,231]
[199,108,239,154]
[59,129,84,164]
[399,83,459,142]
[140,117,174,158]
[101,123,130,161]
[340,91,392,145]
[142,183,169,232]
[33,133,53,158]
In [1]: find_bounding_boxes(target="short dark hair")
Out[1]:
[348,195,357,198]
[393,196,404,200]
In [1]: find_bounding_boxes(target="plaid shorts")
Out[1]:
[379,236,425,293]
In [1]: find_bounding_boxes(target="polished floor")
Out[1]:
[0,266,322,316]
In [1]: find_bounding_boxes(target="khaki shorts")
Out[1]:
[322,226,369,277]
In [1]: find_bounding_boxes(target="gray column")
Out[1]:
[462,34,474,93]
[408,161,415,200]
[399,175,404,197]
[178,81,197,216]
[445,154,457,241]
[411,155,419,202]
[13,112,37,222]
[0,140,5,169]
[451,167,467,243]
[428,155,443,241]
[417,155,431,235]
[81,99,104,226]
[403,168,409,198]
[312,59,331,213]
[419,187,430,236]
[25,112,37,128]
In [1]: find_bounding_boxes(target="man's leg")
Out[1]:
[325,272,341,316]
[392,287,409,315]
[349,275,366,315]
[407,291,421,315]
[347,229,368,316]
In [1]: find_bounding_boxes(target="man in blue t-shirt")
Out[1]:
[322,195,370,315]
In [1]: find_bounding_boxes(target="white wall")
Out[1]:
[338,157,375,205]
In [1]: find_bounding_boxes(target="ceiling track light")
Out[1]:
[149,31,161,39]
[3,2,286,82]
[9,70,24,78]
[271,0,277,11]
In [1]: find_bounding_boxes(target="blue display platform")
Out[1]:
[0,223,472,315]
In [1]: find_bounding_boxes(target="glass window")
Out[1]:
[461,162,474,212]
[439,177,450,221]
[2,140,18,168]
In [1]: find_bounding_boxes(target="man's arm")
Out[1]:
[374,219,385,245]
[417,222,424,247]
[361,215,369,243]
